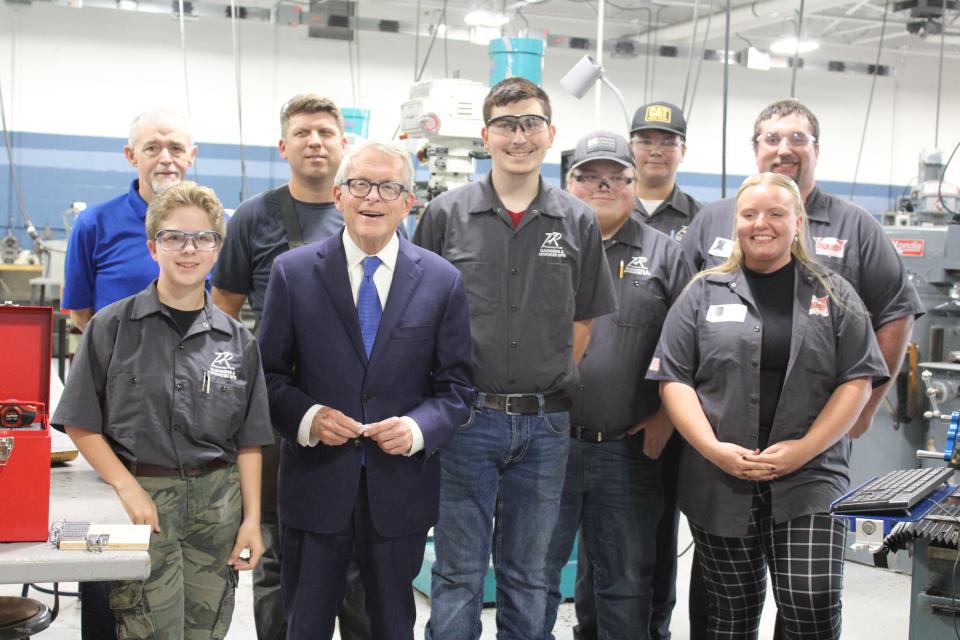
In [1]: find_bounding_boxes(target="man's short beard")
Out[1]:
[151,176,182,196]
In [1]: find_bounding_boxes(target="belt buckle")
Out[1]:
[504,393,526,416]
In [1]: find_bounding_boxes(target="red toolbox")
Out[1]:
[0,304,52,542]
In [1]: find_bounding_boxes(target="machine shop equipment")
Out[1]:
[399,78,489,205]
[844,152,960,572]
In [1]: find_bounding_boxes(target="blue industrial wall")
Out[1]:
[0,131,904,249]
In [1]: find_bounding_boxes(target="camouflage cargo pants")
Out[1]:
[110,464,242,640]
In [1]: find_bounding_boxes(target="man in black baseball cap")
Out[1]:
[543,130,689,640]
[629,101,700,242]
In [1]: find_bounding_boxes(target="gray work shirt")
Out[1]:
[680,186,923,328]
[413,174,617,394]
[571,218,689,433]
[647,263,889,537]
[212,187,343,318]
[633,183,702,242]
[52,283,274,469]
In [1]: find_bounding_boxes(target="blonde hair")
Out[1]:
[688,173,846,308]
[145,182,226,240]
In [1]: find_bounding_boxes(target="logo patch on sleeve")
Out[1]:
[648,356,661,373]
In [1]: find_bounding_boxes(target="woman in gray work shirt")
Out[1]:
[648,172,889,639]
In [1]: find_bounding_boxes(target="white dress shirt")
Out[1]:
[296,232,425,455]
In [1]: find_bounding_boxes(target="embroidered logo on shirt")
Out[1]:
[539,232,566,259]
[648,356,661,373]
[813,237,847,259]
[809,295,830,317]
[674,225,688,241]
[209,351,238,381]
[624,255,651,276]
[708,237,734,259]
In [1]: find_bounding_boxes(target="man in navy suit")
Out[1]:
[257,141,474,640]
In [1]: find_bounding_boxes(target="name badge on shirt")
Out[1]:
[813,237,847,259]
[708,237,734,259]
[809,295,830,317]
[705,304,747,323]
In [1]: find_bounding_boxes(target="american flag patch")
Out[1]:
[809,295,830,317]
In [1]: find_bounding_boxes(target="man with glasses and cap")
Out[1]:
[414,77,616,639]
[542,131,689,640]
[679,97,922,639]
[575,101,701,640]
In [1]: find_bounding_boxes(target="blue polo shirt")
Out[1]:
[63,180,159,312]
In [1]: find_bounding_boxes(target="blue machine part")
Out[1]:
[944,410,960,464]
[342,107,371,139]
[488,37,545,86]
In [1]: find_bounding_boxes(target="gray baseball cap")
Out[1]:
[569,131,635,172]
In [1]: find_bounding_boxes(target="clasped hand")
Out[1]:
[710,438,812,481]
[311,407,411,455]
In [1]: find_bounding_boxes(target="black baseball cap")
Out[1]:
[630,101,687,138]
[569,131,635,172]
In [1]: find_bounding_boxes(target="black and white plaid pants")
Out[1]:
[689,485,846,640]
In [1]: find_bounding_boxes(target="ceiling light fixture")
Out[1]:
[769,37,820,55]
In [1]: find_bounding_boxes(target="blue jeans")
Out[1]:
[544,434,663,640]
[426,400,571,640]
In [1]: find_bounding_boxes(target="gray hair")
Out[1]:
[334,142,415,193]
[128,109,192,147]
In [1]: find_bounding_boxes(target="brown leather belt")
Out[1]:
[477,391,572,416]
[123,458,230,478]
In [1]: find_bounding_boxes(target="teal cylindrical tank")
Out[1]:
[341,107,371,138]
[488,38,545,86]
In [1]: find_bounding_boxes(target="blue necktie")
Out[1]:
[358,256,382,358]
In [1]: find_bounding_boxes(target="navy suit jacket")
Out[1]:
[258,231,473,537]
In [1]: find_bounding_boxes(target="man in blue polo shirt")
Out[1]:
[63,109,197,330]
[60,109,197,640]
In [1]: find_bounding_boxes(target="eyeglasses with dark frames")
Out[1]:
[341,179,408,201]
[486,114,551,137]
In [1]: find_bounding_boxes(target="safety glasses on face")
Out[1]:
[630,137,683,152]
[341,179,408,201]
[486,114,551,137]
[755,131,816,148]
[571,173,635,190]
[155,229,223,252]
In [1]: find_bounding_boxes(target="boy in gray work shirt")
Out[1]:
[53,182,274,639]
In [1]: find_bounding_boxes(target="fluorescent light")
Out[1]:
[465,9,509,27]
[745,47,771,70]
[770,37,819,55]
